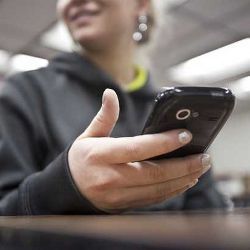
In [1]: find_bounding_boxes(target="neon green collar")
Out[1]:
[125,66,148,93]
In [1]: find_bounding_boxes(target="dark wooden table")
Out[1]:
[0,208,250,250]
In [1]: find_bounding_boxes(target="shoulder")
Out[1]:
[3,52,78,92]
[0,68,50,104]
[1,52,75,101]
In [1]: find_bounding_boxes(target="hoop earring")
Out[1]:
[133,15,148,42]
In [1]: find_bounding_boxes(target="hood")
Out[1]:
[49,52,157,99]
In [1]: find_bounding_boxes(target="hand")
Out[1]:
[68,89,211,213]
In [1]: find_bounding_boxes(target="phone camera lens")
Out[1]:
[176,109,191,120]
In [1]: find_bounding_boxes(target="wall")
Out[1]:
[211,106,250,176]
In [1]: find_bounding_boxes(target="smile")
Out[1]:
[68,2,102,24]
[70,9,100,22]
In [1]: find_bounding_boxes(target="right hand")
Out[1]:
[68,89,211,213]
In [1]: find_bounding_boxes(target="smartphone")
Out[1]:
[142,86,235,159]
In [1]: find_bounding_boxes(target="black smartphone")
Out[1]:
[142,86,235,159]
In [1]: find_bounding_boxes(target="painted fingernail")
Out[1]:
[188,179,198,188]
[102,89,109,105]
[201,154,211,173]
[178,131,192,144]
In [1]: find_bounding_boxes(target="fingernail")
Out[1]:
[188,179,198,188]
[201,154,211,173]
[178,131,192,144]
[102,89,109,105]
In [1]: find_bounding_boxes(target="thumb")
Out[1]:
[78,89,120,139]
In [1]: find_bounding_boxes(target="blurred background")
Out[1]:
[0,0,250,207]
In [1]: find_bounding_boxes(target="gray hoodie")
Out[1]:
[0,52,228,215]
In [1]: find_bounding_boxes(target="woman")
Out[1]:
[0,0,227,215]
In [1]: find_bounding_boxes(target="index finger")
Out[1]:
[95,129,192,164]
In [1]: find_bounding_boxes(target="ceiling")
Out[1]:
[0,0,58,57]
[0,0,250,112]
[151,0,250,83]
[0,0,249,61]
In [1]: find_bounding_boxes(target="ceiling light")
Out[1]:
[230,76,250,99]
[41,22,74,52]
[10,54,48,73]
[0,50,10,74]
[167,38,250,85]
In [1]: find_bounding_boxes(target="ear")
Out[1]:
[136,0,151,16]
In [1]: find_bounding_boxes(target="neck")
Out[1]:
[83,41,136,87]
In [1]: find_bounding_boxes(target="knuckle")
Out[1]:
[95,110,114,128]
[94,176,116,192]
[86,148,102,163]
[160,134,176,153]
[155,184,167,198]
[165,180,176,194]
[86,175,115,198]
[103,193,123,208]
[95,111,106,125]
[148,165,163,182]
[183,158,194,173]
[70,140,87,160]
[125,143,141,160]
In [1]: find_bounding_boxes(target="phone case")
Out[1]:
[142,86,235,159]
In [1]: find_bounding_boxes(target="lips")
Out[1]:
[68,4,101,23]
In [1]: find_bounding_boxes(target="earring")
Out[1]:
[133,15,148,42]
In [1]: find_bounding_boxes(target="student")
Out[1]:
[0,0,227,215]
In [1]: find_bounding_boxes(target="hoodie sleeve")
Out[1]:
[0,78,102,215]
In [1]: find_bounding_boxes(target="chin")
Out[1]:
[73,31,110,51]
